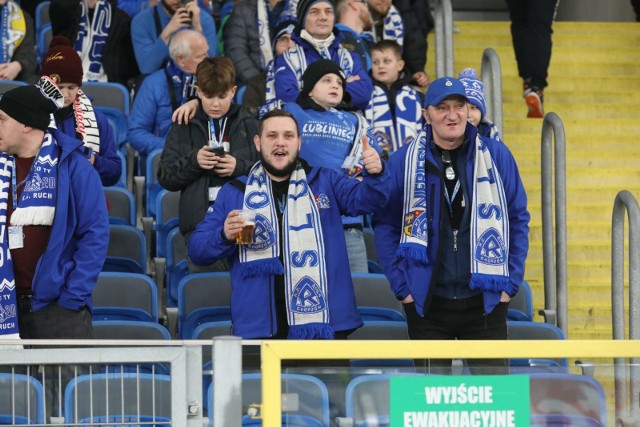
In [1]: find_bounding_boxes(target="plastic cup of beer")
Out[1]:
[236,210,256,244]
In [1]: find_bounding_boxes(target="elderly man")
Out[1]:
[274,0,373,111]
[373,77,530,373]
[0,80,108,339]
[131,0,217,74]
[188,109,389,339]
[128,29,208,158]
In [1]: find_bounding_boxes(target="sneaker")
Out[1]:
[524,87,544,118]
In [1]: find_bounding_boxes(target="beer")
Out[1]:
[235,210,256,244]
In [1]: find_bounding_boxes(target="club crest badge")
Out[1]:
[403,209,428,240]
[475,228,506,265]
[290,276,326,314]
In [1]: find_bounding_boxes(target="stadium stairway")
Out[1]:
[426,21,640,340]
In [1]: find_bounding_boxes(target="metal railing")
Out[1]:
[611,190,640,424]
[480,47,503,133]
[540,112,568,336]
[433,0,454,78]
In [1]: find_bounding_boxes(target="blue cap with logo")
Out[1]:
[424,77,468,108]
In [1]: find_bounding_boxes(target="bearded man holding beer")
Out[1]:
[188,109,389,339]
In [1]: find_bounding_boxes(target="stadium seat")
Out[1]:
[348,321,408,340]
[81,81,131,115]
[145,149,164,219]
[36,24,52,65]
[177,273,232,339]
[508,320,567,371]
[509,280,534,321]
[93,272,159,322]
[0,373,45,425]
[155,189,180,258]
[104,224,147,274]
[93,320,171,340]
[104,186,136,226]
[351,273,404,319]
[192,320,233,340]
[165,227,189,307]
[35,1,51,30]
[0,80,27,95]
[95,106,129,148]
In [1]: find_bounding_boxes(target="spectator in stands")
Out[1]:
[0,0,37,83]
[243,18,295,113]
[188,109,389,339]
[49,0,139,86]
[223,0,289,86]
[506,0,558,118]
[335,0,373,70]
[373,77,529,373]
[458,67,501,142]
[0,80,108,340]
[128,29,207,158]
[365,40,422,154]
[158,57,259,272]
[131,0,218,75]
[274,0,373,111]
[40,36,122,186]
[284,59,382,273]
[367,0,429,88]
[118,0,157,17]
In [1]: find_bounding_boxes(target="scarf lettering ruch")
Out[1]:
[10,133,58,227]
[72,90,100,153]
[75,0,111,82]
[257,0,272,69]
[238,162,333,339]
[399,132,511,292]
[0,155,19,339]
[365,85,422,152]
[283,33,354,93]
[0,0,26,64]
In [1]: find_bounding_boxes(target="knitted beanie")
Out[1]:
[297,59,350,103]
[296,0,335,31]
[0,84,60,131]
[272,18,296,51]
[458,68,487,119]
[40,35,83,86]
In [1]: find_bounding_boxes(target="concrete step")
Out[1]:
[452,21,640,37]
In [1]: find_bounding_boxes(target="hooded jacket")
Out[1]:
[188,160,390,338]
[157,103,259,241]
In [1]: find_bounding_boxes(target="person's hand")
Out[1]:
[172,99,199,124]
[88,152,96,165]
[184,1,202,32]
[346,75,360,83]
[500,291,511,303]
[0,62,22,80]
[197,145,222,169]
[223,210,243,241]
[361,135,382,175]
[402,294,414,304]
[412,71,429,88]
[161,6,192,42]
[213,154,237,177]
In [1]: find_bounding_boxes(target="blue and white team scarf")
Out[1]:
[282,33,354,93]
[365,85,422,152]
[238,162,333,339]
[399,131,511,293]
[75,0,111,82]
[260,59,282,117]
[365,5,404,47]
[0,156,19,340]
[257,0,272,69]
[0,1,26,64]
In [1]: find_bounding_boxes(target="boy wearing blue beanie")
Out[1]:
[458,68,502,142]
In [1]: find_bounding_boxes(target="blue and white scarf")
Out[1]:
[260,59,283,117]
[398,131,511,292]
[167,61,198,105]
[9,133,58,227]
[75,0,111,82]
[257,0,272,69]
[0,1,26,64]
[0,155,19,340]
[365,85,422,152]
[238,161,333,339]
[366,5,403,47]
[282,32,354,93]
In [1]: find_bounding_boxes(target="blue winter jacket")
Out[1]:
[188,160,390,338]
[274,30,373,111]
[372,123,529,317]
[56,107,122,187]
[131,4,218,75]
[30,128,110,312]
[127,68,176,157]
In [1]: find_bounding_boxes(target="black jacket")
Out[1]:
[157,103,260,241]
[50,0,139,86]
[392,0,433,75]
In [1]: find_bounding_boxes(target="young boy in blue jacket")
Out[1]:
[188,109,389,339]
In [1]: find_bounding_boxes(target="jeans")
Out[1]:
[344,227,368,273]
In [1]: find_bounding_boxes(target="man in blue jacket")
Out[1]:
[188,109,389,339]
[373,77,530,373]
[274,0,373,111]
[0,80,109,340]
